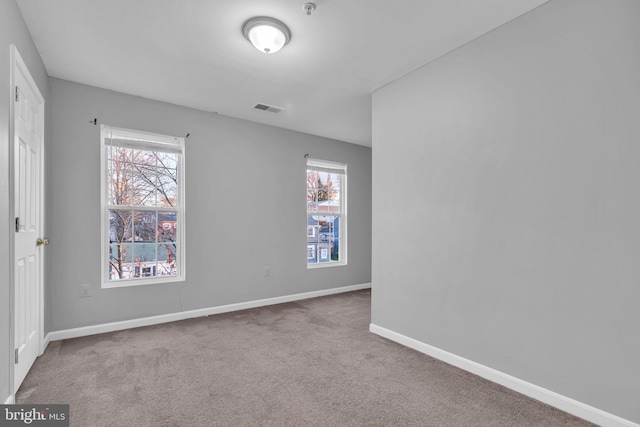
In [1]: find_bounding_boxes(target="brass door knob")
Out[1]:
[36,238,49,246]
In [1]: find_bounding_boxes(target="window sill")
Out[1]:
[307,262,347,270]
[102,275,185,289]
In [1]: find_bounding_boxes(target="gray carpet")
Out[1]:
[18,290,595,426]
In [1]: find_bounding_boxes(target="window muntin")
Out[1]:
[306,159,346,267]
[101,125,185,287]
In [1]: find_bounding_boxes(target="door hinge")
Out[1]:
[15,348,18,364]
[15,217,20,232]
[15,86,19,102]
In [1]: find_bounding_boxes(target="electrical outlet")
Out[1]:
[79,283,92,298]
[264,266,271,277]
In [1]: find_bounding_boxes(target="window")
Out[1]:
[306,158,346,267]
[100,125,185,287]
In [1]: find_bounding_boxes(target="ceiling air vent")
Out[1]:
[254,103,284,114]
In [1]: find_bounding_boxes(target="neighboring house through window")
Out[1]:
[306,158,346,267]
[100,125,185,287]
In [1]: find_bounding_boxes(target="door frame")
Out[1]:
[9,44,46,396]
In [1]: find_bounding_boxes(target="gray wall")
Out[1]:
[0,0,50,401]
[371,0,639,423]
[47,78,371,332]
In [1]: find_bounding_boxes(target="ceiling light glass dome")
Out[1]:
[242,17,291,54]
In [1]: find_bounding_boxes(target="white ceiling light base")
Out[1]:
[242,17,291,54]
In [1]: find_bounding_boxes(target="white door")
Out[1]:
[12,45,45,392]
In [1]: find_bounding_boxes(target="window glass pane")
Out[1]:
[316,172,330,202]
[159,152,178,170]
[316,215,336,240]
[306,197,319,213]
[306,170,318,189]
[307,170,319,213]
[158,243,177,276]
[307,214,321,265]
[158,212,178,242]
[109,243,132,280]
[108,166,133,206]
[133,211,157,242]
[333,174,341,193]
[109,210,132,242]
[307,170,340,214]
[132,148,156,169]
[327,190,341,214]
[132,243,157,277]
[108,147,134,208]
[322,172,339,193]
[307,215,319,242]
[108,145,132,164]
[317,243,332,262]
[317,215,339,262]
[156,166,178,207]
[307,244,317,264]
[109,158,132,175]
[109,213,161,280]
[333,218,341,261]
[332,240,341,261]
[133,171,158,207]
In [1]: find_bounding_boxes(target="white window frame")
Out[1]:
[306,158,347,268]
[100,125,186,288]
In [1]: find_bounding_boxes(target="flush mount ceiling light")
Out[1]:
[242,16,291,54]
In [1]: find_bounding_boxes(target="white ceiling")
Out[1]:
[16,0,548,146]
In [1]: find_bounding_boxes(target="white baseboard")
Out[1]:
[42,333,51,353]
[369,324,638,427]
[45,283,371,343]
[4,394,15,404]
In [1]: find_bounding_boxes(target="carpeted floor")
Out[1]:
[17,289,595,426]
